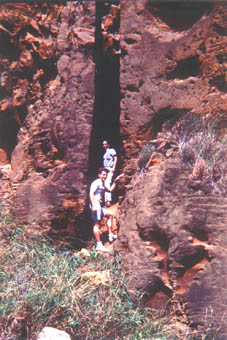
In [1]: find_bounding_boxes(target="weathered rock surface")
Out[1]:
[0,2,95,237]
[0,1,226,236]
[0,1,226,336]
[120,0,227,184]
[114,149,227,337]
[0,3,63,160]
[117,3,227,332]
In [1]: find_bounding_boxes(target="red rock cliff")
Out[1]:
[120,0,226,182]
[0,0,226,336]
[0,2,95,240]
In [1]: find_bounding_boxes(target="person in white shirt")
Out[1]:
[89,168,123,252]
[102,140,118,207]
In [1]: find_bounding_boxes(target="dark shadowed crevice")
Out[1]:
[0,109,20,161]
[146,1,214,32]
[166,55,201,80]
[31,53,58,93]
[216,54,224,64]
[150,106,189,137]
[209,74,227,93]
[177,247,208,273]
[78,1,121,243]
[88,1,120,180]
[0,31,20,60]
[212,23,226,36]
[138,222,170,251]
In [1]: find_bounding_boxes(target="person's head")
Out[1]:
[98,167,109,181]
[102,140,110,149]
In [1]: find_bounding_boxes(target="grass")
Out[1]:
[174,115,226,192]
[138,114,226,193]
[0,210,182,340]
[0,204,225,339]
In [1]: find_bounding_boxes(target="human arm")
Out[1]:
[106,173,124,192]
[89,181,99,211]
[111,155,117,172]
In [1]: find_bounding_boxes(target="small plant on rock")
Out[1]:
[138,143,155,171]
[173,114,226,193]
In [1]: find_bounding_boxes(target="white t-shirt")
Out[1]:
[103,148,117,169]
[90,178,105,208]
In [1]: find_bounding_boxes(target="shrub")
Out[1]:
[138,143,155,170]
[173,114,226,193]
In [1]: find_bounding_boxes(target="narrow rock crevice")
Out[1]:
[0,109,20,162]
[88,1,120,178]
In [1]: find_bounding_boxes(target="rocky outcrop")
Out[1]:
[117,3,227,332]
[0,2,95,237]
[114,144,227,336]
[120,0,227,184]
[0,1,226,237]
[0,1,226,336]
[0,3,63,160]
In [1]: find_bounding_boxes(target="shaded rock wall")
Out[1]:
[116,1,227,335]
[114,151,227,336]
[0,3,62,161]
[120,0,226,183]
[0,1,226,237]
[0,2,95,237]
[0,0,226,335]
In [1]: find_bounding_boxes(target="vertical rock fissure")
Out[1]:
[0,110,20,163]
[88,1,120,178]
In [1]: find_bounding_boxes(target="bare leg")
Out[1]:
[106,214,117,242]
[105,171,114,205]
[93,223,101,242]
[94,221,110,252]
[106,215,113,234]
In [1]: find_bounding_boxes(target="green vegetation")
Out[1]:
[0,201,225,339]
[138,143,155,171]
[0,213,179,340]
[139,114,226,193]
[174,115,226,192]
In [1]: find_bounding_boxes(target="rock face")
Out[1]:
[120,0,227,183]
[0,0,226,336]
[0,1,226,235]
[0,3,63,160]
[114,147,227,336]
[117,2,227,333]
[0,2,95,237]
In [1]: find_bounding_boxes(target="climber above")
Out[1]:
[102,140,118,207]
[89,168,123,253]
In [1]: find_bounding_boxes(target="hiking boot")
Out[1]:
[96,243,110,252]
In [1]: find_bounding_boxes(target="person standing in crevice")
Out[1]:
[102,140,117,207]
[89,167,123,252]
